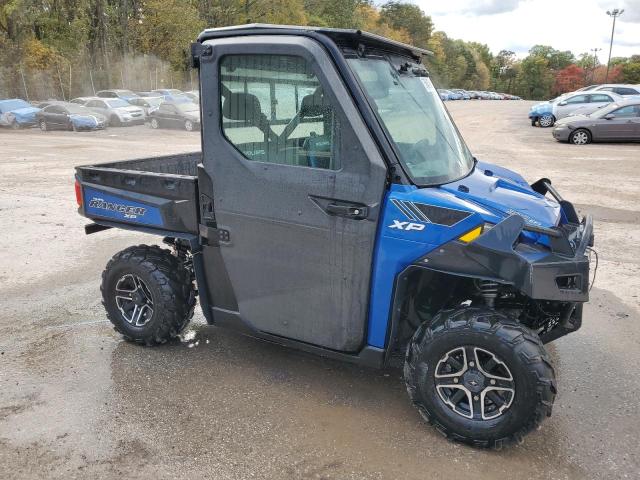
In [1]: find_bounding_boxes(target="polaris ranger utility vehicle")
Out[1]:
[75,25,594,448]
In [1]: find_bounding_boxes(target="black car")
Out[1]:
[148,101,200,131]
[36,102,107,131]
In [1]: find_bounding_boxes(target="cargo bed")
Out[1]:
[75,152,201,234]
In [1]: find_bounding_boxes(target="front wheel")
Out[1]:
[570,129,591,145]
[39,120,47,131]
[404,307,556,449]
[11,120,21,130]
[150,118,159,129]
[101,245,196,345]
[184,120,194,131]
[538,114,555,127]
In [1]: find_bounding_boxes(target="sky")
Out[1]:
[411,0,640,59]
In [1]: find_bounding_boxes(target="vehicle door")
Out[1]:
[155,104,176,127]
[585,93,615,115]
[596,104,640,140]
[198,36,388,352]
[44,105,68,129]
[555,94,590,118]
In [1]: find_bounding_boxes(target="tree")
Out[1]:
[621,61,640,84]
[379,1,432,48]
[518,55,554,99]
[553,64,584,95]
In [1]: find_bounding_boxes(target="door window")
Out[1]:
[590,94,613,103]
[45,105,64,114]
[220,54,339,170]
[565,95,589,104]
[614,87,639,95]
[611,105,640,117]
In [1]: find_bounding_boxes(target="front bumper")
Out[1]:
[552,125,571,141]
[420,181,593,303]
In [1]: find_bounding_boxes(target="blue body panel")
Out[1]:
[83,187,163,227]
[366,162,562,348]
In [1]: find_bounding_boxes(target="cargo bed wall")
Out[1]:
[77,152,201,234]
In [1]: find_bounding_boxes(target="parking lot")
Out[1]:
[1,100,639,479]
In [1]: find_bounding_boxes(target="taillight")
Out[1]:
[75,179,83,207]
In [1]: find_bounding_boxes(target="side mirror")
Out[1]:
[558,101,568,106]
[604,113,615,120]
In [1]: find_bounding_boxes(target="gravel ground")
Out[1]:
[1,101,639,479]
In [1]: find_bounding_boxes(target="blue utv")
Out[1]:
[75,25,594,449]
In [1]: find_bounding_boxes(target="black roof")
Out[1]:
[197,23,432,61]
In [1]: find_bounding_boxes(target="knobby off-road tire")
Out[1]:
[101,245,196,345]
[404,307,556,449]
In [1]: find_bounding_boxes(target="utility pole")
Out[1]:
[605,8,624,83]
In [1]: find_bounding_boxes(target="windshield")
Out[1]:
[0,100,32,112]
[348,56,474,185]
[117,90,137,97]
[589,102,622,118]
[106,99,129,108]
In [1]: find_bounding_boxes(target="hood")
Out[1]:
[555,114,589,126]
[437,161,561,228]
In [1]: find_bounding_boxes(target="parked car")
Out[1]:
[128,96,165,115]
[148,101,200,131]
[0,98,40,129]
[552,100,640,144]
[437,89,452,101]
[36,102,107,131]
[97,89,140,102]
[84,97,145,126]
[151,89,190,102]
[529,91,622,127]
[592,84,640,97]
[184,90,199,102]
[450,89,471,100]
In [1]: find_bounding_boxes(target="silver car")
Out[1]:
[552,100,640,144]
[83,97,145,126]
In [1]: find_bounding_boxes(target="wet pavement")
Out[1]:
[1,102,639,479]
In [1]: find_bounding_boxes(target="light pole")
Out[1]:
[605,8,624,83]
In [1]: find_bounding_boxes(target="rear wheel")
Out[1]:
[150,118,159,129]
[39,120,47,131]
[110,115,121,127]
[404,307,556,449]
[569,129,591,145]
[101,245,196,345]
[538,114,555,127]
[184,120,194,131]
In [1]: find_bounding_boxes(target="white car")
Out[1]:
[83,98,145,126]
[529,91,622,127]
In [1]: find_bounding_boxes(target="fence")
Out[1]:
[0,54,198,101]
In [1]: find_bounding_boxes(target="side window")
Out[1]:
[615,87,638,95]
[220,54,339,170]
[590,94,612,103]
[566,95,589,104]
[611,105,638,117]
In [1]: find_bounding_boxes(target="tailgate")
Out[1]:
[76,152,200,234]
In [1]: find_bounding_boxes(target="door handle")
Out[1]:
[325,203,368,219]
